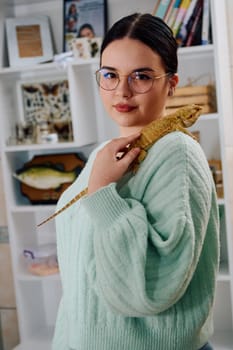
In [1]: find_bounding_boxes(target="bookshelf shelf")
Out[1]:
[4,141,95,153]
[17,272,60,282]
[178,43,214,56]
[0,58,99,77]
[218,262,231,281]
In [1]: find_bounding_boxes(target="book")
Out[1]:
[182,0,203,46]
[167,0,182,27]
[154,0,172,19]
[152,0,162,16]
[201,0,210,45]
[176,0,199,45]
[164,0,176,22]
[172,0,191,37]
[185,0,203,46]
[190,11,203,46]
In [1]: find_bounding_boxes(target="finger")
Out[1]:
[115,146,131,160]
[112,132,141,151]
[119,147,141,166]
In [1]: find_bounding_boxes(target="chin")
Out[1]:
[111,113,137,127]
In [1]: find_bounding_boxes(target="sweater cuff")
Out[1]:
[81,183,130,228]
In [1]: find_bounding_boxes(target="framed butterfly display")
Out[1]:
[17,78,73,144]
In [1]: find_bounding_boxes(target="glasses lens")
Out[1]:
[96,69,119,91]
[129,71,154,93]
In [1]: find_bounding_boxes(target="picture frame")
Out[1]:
[63,0,107,52]
[16,77,73,144]
[5,15,54,67]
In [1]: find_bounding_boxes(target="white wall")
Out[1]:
[0,158,7,227]
[226,1,233,82]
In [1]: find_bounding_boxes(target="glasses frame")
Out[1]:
[95,69,172,94]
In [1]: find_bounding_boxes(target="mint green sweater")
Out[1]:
[52,132,219,350]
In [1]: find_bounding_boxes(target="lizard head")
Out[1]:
[179,104,203,127]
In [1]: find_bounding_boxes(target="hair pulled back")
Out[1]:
[101,13,178,74]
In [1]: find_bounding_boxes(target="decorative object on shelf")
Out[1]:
[14,153,86,204]
[16,78,73,144]
[35,121,59,144]
[23,244,59,276]
[208,159,224,198]
[63,0,107,52]
[16,120,35,144]
[72,37,102,59]
[5,15,54,67]
[166,84,217,114]
[54,51,75,68]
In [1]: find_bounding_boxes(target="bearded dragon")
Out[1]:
[37,104,202,227]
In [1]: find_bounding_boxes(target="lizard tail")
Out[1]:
[37,187,88,227]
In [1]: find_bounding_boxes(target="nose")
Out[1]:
[115,76,133,98]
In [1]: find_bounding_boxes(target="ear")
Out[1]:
[168,74,179,96]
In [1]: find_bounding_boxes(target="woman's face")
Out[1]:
[99,37,178,135]
[80,27,94,38]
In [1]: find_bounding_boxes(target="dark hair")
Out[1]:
[78,23,95,37]
[100,13,178,74]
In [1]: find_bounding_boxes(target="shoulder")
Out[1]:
[132,131,216,227]
[135,131,213,198]
[143,131,209,172]
[153,131,210,173]
[156,131,204,156]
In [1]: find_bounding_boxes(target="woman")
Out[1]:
[53,13,219,350]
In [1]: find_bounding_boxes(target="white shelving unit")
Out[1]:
[0,1,233,349]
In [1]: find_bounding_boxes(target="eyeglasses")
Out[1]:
[95,68,171,94]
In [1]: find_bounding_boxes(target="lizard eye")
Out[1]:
[183,119,193,127]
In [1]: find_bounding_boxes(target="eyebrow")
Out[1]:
[100,66,157,73]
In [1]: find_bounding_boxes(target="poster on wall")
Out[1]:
[63,0,107,52]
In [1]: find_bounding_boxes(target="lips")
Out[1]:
[114,104,137,113]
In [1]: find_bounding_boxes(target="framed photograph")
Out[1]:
[5,15,53,67]
[63,0,107,52]
[16,78,73,143]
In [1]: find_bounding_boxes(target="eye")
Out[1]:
[101,70,118,80]
[133,72,153,81]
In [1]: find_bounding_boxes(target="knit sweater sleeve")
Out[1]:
[81,132,218,316]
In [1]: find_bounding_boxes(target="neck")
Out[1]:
[119,125,144,137]
[119,110,166,137]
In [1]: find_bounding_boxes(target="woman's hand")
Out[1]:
[88,133,141,194]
